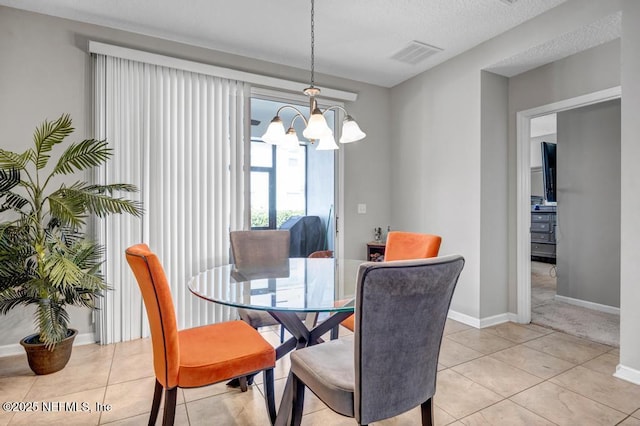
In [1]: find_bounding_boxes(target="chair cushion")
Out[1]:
[177,320,275,388]
[290,339,355,417]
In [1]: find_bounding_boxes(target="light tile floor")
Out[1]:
[1,320,639,425]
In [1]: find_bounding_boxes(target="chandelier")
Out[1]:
[261,0,366,150]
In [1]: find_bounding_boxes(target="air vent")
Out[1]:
[390,41,443,65]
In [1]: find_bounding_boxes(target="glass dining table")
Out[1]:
[188,257,363,424]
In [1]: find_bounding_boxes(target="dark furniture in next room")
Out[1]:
[531,205,556,263]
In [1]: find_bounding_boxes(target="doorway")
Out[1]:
[516,87,621,346]
[529,114,559,325]
[250,95,339,255]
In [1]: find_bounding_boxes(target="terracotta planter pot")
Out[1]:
[20,329,77,375]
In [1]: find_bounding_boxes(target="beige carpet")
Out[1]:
[531,261,620,347]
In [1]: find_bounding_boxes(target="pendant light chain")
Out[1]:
[310,0,315,88]
[260,0,366,149]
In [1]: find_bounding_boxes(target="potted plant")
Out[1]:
[0,114,142,374]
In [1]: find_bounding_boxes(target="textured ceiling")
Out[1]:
[0,0,619,87]
[486,12,622,77]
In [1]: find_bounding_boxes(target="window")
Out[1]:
[251,98,310,229]
[250,139,306,228]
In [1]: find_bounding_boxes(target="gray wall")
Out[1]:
[0,6,391,346]
[391,0,624,320]
[619,0,640,373]
[390,42,483,318]
[480,71,509,318]
[389,0,640,374]
[556,100,621,308]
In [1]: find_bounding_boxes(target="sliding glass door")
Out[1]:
[250,96,336,254]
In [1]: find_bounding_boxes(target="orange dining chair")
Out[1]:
[125,244,276,426]
[340,231,442,332]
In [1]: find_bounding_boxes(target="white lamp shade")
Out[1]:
[339,117,366,143]
[303,110,331,140]
[316,131,339,150]
[262,117,286,145]
[283,128,301,151]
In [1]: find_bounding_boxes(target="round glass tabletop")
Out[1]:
[188,257,363,313]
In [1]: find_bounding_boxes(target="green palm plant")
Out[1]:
[0,114,142,349]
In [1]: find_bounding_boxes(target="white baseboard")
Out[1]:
[447,310,517,329]
[447,310,480,328]
[554,295,620,315]
[479,312,518,328]
[0,332,96,358]
[614,364,640,385]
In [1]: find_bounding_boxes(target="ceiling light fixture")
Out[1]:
[261,0,366,150]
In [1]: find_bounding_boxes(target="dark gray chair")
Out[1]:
[230,230,291,336]
[289,255,465,426]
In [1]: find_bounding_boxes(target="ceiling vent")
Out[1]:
[390,41,443,65]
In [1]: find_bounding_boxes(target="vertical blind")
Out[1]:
[94,54,248,344]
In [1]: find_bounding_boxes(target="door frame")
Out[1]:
[515,86,621,323]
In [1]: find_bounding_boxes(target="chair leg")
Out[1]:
[421,398,434,426]
[330,325,339,340]
[226,373,255,389]
[149,379,163,426]
[239,375,248,392]
[264,368,276,425]
[162,387,178,426]
[291,374,305,426]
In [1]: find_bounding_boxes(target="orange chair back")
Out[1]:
[125,244,179,388]
[384,231,441,261]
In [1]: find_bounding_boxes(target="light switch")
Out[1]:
[357,203,367,214]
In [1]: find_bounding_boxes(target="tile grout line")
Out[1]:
[507,391,561,425]
[614,414,635,426]
[508,376,629,422]
[98,342,119,425]
[487,334,636,416]
[445,353,565,424]
[438,325,621,424]
[548,364,640,416]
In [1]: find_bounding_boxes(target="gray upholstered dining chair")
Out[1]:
[288,254,465,426]
[230,230,291,340]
